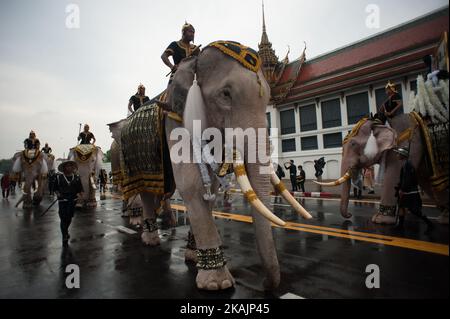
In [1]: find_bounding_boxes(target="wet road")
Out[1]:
[0,190,448,299]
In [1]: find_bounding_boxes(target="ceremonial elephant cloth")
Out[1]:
[120,103,174,200]
[22,149,43,166]
[409,112,448,192]
[206,41,261,73]
[74,144,96,162]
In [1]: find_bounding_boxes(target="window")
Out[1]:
[266,112,271,135]
[410,80,417,94]
[375,84,403,114]
[282,138,296,152]
[321,99,341,128]
[301,136,318,151]
[299,104,317,132]
[323,132,342,149]
[346,92,370,124]
[280,109,296,135]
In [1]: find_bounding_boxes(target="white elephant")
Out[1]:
[12,149,48,208]
[68,144,103,208]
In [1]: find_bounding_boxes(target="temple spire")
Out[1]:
[260,1,269,44]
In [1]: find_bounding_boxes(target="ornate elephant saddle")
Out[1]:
[74,144,95,162]
[120,103,175,200]
[206,41,261,73]
[22,149,42,165]
[409,112,449,192]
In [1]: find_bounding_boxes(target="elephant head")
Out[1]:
[12,150,48,208]
[165,43,311,289]
[68,145,104,208]
[316,118,397,218]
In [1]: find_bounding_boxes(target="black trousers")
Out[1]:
[58,200,75,239]
[298,181,305,192]
[2,188,9,198]
[290,175,297,191]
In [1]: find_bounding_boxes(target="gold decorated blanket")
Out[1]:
[410,112,449,192]
[120,103,174,200]
[74,144,95,162]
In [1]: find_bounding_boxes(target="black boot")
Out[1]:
[394,216,405,230]
[421,216,434,234]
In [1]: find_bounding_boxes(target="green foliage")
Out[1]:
[0,159,13,174]
[103,150,111,163]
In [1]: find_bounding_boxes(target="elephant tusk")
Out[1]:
[90,175,97,190]
[313,171,351,186]
[269,164,313,219]
[233,150,286,227]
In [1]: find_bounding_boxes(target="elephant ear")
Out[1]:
[372,125,397,156]
[167,57,197,117]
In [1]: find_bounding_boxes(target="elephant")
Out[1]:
[108,118,176,232]
[12,149,48,208]
[119,41,312,291]
[68,144,103,208]
[316,112,449,225]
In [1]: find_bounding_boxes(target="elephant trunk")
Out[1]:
[340,159,352,218]
[246,161,281,290]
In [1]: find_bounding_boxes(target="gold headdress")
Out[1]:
[182,21,195,33]
[385,81,398,93]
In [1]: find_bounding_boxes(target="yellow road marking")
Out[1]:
[170,204,449,256]
[109,195,447,256]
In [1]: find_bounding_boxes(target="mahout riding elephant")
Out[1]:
[12,149,48,208]
[316,112,448,224]
[68,144,103,208]
[120,41,312,291]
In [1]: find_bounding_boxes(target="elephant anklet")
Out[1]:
[129,207,143,217]
[196,247,226,270]
[379,204,397,216]
[143,219,158,233]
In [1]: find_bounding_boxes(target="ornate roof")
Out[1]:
[258,2,306,105]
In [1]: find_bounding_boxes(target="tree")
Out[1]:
[103,150,111,163]
[0,159,13,174]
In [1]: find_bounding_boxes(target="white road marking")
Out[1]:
[280,292,306,299]
[116,226,138,234]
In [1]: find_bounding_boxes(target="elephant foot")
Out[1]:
[341,212,352,219]
[23,202,33,209]
[141,230,160,246]
[142,219,159,246]
[196,267,235,290]
[129,216,142,226]
[184,248,198,263]
[372,213,397,224]
[263,272,281,291]
[86,200,97,208]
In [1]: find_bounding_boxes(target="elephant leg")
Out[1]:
[159,198,176,228]
[173,161,234,290]
[373,153,400,224]
[185,228,198,263]
[140,192,162,246]
[129,195,143,227]
[419,177,449,225]
[184,177,220,264]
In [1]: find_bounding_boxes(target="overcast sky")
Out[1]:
[0,0,448,159]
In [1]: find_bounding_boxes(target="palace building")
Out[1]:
[262,6,449,179]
